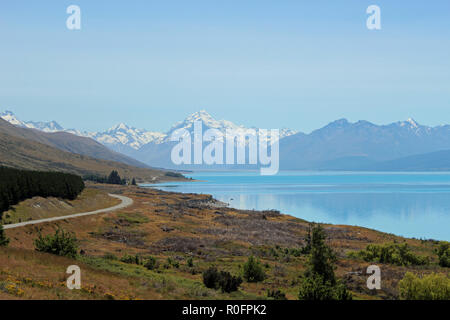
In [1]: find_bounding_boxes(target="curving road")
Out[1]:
[3,194,133,230]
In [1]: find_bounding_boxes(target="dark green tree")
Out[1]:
[131,178,137,186]
[436,242,450,268]
[243,255,265,283]
[298,224,352,300]
[0,166,84,215]
[0,224,9,247]
[107,170,122,185]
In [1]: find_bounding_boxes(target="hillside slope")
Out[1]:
[0,130,181,182]
[0,118,148,169]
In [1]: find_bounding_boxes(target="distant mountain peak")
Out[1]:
[406,117,419,128]
[109,122,130,131]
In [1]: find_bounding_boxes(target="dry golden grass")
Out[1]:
[2,184,449,300]
[2,188,121,224]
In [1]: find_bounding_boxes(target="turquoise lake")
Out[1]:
[145,171,450,241]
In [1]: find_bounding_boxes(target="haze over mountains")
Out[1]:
[2,110,450,171]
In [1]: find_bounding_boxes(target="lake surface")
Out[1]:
[145,171,450,241]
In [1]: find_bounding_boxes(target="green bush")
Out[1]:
[0,224,9,247]
[243,256,265,283]
[349,242,428,266]
[167,257,179,268]
[187,257,194,268]
[267,289,287,300]
[103,252,118,260]
[144,256,157,270]
[34,228,78,258]
[436,242,450,268]
[203,267,221,289]
[120,254,141,265]
[218,271,242,293]
[202,267,242,292]
[298,273,351,300]
[399,272,450,300]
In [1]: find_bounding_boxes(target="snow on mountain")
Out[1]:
[166,110,297,145]
[25,120,64,132]
[0,110,28,127]
[0,109,297,150]
[87,123,167,150]
[0,110,64,132]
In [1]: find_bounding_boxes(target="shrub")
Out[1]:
[187,257,194,268]
[202,267,242,292]
[267,289,287,300]
[103,252,118,260]
[298,273,351,300]
[167,257,179,268]
[0,224,9,247]
[144,256,157,270]
[243,256,265,283]
[34,228,78,258]
[436,242,450,268]
[349,242,429,266]
[120,254,141,265]
[203,267,221,289]
[218,271,242,293]
[399,272,450,300]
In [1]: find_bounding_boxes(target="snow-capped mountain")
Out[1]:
[0,110,64,133]
[85,123,167,150]
[3,109,450,170]
[165,110,297,145]
[1,110,295,151]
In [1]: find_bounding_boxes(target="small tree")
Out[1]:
[243,256,265,283]
[144,256,157,270]
[107,170,122,185]
[298,224,352,300]
[131,178,137,186]
[399,272,449,300]
[203,267,221,289]
[306,224,337,284]
[34,228,78,258]
[202,267,242,292]
[218,271,242,293]
[0,224,9,247]
[436,242,450,268]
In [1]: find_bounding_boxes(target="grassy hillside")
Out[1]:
[0,118,148,169]
[1,187,120,225]
[0,131,185,183]
[2,184,448,300]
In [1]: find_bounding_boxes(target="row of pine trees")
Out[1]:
[84,170,136,186]
[0,166,85,216]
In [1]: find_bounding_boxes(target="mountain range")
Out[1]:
[2,110,450,171]
[0,116,183,182]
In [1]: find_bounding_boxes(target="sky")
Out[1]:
[0,0,449,133]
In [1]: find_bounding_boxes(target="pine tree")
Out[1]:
[131,178,137,186]
[107,170,122,185]
[298,224,352,300]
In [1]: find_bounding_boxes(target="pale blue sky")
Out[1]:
[0,1,449,133]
